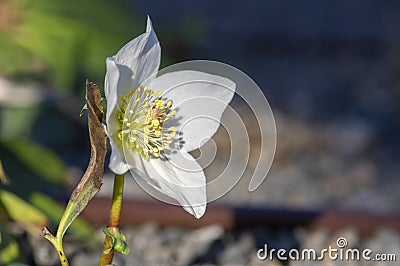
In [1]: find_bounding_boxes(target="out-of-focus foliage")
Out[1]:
[0,140,67,197]
[0,189,48,264]
[0,30,35,76]
[3,140,66,185]
[0,0,141,262]
[0,0,140,91]
[0,0,140,203]
[0,0,142,169]
[0,190,48,234]
[0,105,40,140]
[0,221,20,265]
[0,140,68,264]
[0,160,9,184]
[0,151,97,265]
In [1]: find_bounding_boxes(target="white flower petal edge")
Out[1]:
[126,149,206,218]
[105,17,160,174]
[148,70,236,152]
[108,133,129,175]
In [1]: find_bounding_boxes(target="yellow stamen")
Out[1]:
[116,86,176,159]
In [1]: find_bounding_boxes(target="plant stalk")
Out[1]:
[42,227,69,266]
[55,240,69,266]
[98,173,125,266]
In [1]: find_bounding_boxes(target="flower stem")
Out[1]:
[98,173,125,266]
[55,241,69,266]
[42,227,69,266]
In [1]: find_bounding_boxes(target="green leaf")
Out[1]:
[14,11,83,89]
[0,222,20,265]
[3,140,66,185]
[0,107,40,140]
[0,160,9,185]
[0,30,36,76]
[30,192,97,246]
[0,190,48,234]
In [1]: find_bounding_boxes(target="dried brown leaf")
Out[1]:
[70,80,106,201]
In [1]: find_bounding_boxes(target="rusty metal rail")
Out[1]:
[82,197,400,235]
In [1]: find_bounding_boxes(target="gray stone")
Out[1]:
[364,228,400,257]
[217,232,254,265]
[297,228,329,250]
[28,235,59,266]
[175,224,224,265]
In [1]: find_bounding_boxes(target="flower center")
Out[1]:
[117,87,176,160]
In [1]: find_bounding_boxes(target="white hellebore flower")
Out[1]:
[105,17,235,218]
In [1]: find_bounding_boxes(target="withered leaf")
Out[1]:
[44,80,107,241]
[70,80,106,201]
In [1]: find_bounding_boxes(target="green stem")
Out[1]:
[98,174,125,266]
[54,240,69,266]
[42,228,69,266]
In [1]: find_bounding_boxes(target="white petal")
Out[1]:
[149,70,236,152]
[126,150,207,218]
[104,58,121,134]
[108,131,129,175]
[105,17,161,135]
[113,16,160,95]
